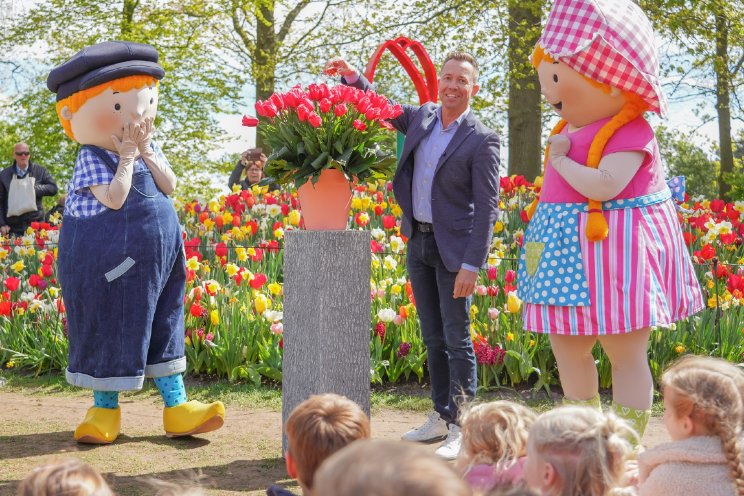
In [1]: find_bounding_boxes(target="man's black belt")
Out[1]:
[417,221,434,233]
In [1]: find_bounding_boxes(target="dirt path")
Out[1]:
[0,391,669,496]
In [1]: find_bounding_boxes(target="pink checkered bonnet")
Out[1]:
[536,0,668,117]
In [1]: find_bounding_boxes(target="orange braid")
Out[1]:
[583,93,649,241]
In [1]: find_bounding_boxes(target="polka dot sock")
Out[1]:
[93,390,119,409]
[154,373,187,407]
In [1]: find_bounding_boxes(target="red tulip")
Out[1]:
[353,119,366,131]
[333,104,347,117]
[242,115,259,127]
[3,277,19,291]
[250,273,267,289]
[308,112,322,128]
[189,303,205,318]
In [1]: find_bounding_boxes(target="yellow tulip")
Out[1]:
[186,257,201,271]
[210,309,220,326]
[268,283,282,296]
[288,209,302,226]
[225,263,239,277]
[254,294,270,314]
[493,221,504,234]
[507,292,522,314]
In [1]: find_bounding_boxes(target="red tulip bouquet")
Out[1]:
[252,83,403,187]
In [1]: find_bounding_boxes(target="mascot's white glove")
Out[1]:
[136,117,177,195]
[547,135,645,202]
[138,117,155,157]
[90,123,139,209]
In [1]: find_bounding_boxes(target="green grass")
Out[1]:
[0,370,666,416]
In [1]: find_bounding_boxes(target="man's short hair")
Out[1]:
[284,394,370,490]
[442,51,479,83]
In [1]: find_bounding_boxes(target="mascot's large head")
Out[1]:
[47,41,165,151]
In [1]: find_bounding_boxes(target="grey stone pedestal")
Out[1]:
[281,230,371,450]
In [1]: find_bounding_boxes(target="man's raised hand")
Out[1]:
[324,57,357,78]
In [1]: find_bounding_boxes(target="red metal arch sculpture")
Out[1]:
[364,37,438,105]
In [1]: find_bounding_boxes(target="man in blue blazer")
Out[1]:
[326,52,500,459]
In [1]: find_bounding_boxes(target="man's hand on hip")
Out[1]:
[453,267,478,298]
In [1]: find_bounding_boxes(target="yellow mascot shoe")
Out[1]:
[74,406,121,444]
[163,400,225,437]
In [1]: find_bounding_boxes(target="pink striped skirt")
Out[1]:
[519,194,704,335]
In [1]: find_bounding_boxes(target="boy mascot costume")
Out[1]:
[47,41,225,444]
[517,0,703,439]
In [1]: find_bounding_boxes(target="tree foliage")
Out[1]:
[640,0,743,199]
[0,0,240,197]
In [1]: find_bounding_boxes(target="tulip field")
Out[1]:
[1,177,742,391]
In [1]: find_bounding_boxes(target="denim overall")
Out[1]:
[58,145,186,391]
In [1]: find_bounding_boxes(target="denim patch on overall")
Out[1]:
[58,145,186,391]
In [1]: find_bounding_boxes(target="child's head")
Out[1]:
[284,393,370,493]
[523,406,633,496]
[661,355,744,493]
[313,439,471,496]
[458,400,536,469]
[16,459,112,496]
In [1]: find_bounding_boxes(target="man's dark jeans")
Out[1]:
[406,230,477,425]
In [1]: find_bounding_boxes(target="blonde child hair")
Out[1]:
[284,393,370,492]
[16,459,112,496]
[661,355,744,494]
[528,406,634,496]
[313,439,471,496]
[458,400,536,468]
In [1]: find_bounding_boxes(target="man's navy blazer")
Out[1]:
[347,75,501,272]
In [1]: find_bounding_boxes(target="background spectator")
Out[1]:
[228,148,278,191]
[0,142,58,236]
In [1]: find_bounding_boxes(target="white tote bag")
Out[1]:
[7,174,37,217]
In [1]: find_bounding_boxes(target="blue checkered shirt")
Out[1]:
[65,141,171,218]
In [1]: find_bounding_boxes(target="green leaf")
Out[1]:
[310,151,330,170]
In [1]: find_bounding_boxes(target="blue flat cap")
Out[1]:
[47,41,165,101]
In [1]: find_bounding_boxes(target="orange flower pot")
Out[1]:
[296,169,352,230]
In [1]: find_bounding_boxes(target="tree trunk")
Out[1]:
[121,0,138,37]
[507,0,542,181]
[714,7,733,200]
[254,0,277,150]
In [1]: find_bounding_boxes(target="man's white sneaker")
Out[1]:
[400,411,448,443]
[434,424,461,460]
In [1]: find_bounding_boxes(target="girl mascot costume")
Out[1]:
[47,41,225,444]
[517,0,703,439]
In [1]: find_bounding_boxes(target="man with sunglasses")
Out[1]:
[0,143,58,236]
